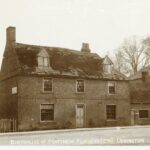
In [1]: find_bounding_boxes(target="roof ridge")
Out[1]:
[15,42,100,57]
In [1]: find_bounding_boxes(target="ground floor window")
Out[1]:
[106,105,116,120]
[40,104,54,121]
[139,110,149,118]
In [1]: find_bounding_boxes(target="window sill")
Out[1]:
[37,66,50,69]
[106,119,117,121]
[108,93,116,95]
[75,92,85,95]
[139,118,149,119]
[41,91,53,94]
[40,120,56,123]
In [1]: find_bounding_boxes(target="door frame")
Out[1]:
[131,109,135,126]
[76,103,86,128]
[131,109,139,126]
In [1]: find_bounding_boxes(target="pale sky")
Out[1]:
[0,0,150,65]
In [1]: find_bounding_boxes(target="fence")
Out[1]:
[0,119,17,132]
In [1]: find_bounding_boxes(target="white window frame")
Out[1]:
[38,56,49,67]
[108,82,116,95]
[76,79,85,93]
[103,64,111,74]
[12,87,17,94]
[43,78,53,93]
[40,103,55,122]
[43,57,49,67]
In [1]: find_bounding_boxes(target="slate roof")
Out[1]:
[15,43,103,78]
[14,43,126,80]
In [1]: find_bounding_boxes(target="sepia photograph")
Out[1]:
[0,0,150,148]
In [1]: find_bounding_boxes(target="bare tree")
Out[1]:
[114,36,147,75]
[143,37,150,65]
[113,51,131,75]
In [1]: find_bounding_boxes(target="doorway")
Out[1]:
[131,109,138,125]
[76,104,85,128]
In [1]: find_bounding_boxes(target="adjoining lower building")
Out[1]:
[129,66,150,125]
[0,27,132,131]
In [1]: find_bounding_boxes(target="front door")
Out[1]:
[131,110,135,125]
[131,109,138,125]
[76,104,85,128]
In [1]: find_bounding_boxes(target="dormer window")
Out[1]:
[38,56,49,67]
[103,64,111,74]
[37,49,49,68]
[103,56,113,74]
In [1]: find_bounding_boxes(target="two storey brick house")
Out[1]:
[0,27,130,131]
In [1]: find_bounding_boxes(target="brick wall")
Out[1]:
[0,77,18,119]
[17,76,130,131]
[130,77,150,125]
[130,77,150,103]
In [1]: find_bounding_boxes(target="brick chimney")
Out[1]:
[81,43,91,53]
[142,71,149,82]
[6,26,16,47]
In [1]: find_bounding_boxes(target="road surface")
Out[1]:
[0,126,150,145]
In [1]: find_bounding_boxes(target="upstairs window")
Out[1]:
[76,80,84,92]
[12,87,17,94]
[38,56,49,67]
[37,49,49,68]
[108,82,115,94]
[103,56,113,74]
[139,110,149,118]
[103,64,111,74]
[106,105,116,120]
[40,104,54,121]
[43,78,53,92]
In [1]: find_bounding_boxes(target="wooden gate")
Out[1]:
[0,119,17,132]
